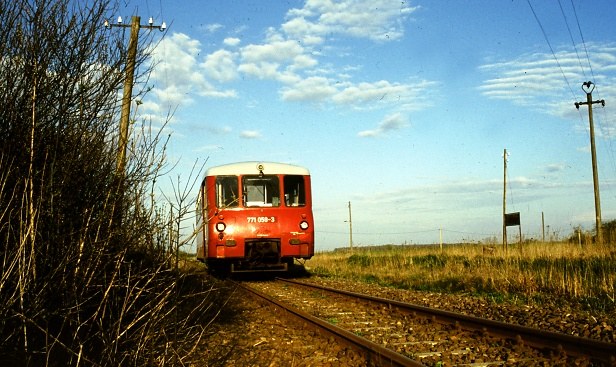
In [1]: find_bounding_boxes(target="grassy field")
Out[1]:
[305,241,616,310]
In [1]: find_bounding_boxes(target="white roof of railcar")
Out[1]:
[205,161,310,177]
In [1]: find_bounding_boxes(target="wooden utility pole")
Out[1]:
[541,212,545,243]
[104,16,166,175]
[502,148,507,253]
[575,81,605,245]
[347,201,353,250]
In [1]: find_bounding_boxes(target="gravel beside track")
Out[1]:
[248,280,566,365]
[198,275,615,366]
[301,277,616,344]
[198,278,369,366]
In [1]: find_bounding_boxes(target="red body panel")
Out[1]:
[196,162,314,271]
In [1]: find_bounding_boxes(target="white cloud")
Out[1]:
[148,33,237,107]
[203,125,232,135]
[223,37,241,47]
[240,130,262,139]
[290,54,318,70]
[358,112,409,137]
[237,39,318,79]
[478,43,616,122]
[204,23,223,33]
[355,175,573,209]
[201,49,238,82]
[194,144,224,152]
[238,61,282,80]
[280,76,337,101]
[144,1,433,131]
[241,40,304,63]
[281,16,327,45]
[283,0,419,43]
[280,76,437,110]
[151,84,192,108]
[333,80,410,106]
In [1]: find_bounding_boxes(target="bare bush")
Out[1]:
[0,1,220,365]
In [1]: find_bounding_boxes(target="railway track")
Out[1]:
[240,278,616,366]
[237,279,422,366]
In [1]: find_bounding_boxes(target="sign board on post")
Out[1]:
[504,212,520,227]
[504,212,522,245]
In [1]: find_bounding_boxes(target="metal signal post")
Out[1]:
[575,81,605,245]
[104,16,166,175]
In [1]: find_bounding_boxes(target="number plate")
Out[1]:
[247,216,276,223]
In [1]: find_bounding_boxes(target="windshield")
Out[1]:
[243,175,280,207]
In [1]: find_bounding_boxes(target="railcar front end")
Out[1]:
[196,162,314,273]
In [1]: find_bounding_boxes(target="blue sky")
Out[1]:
[115,0,616,250]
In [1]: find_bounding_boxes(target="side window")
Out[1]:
[284,175,305,207]
[216,176,238,208]
[243,175,280,207]
[195,185,202,223]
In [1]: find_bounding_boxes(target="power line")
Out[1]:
[529,1,616,195]
[526,0,577,100]
[318,228,495,237]
[569,0,597,93]
[557,0,587,80]
[318,229,437,235]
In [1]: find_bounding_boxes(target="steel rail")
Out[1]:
[236,281,425,367]
[277,278,616,365]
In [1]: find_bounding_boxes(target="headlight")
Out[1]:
[299,221,309,230]
[215,222,226,232]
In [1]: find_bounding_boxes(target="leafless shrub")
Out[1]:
[0,0,223,365]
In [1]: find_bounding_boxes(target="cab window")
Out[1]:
[216,176,239,208]
[284,175,306,207]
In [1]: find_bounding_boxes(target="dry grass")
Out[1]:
[0,2,226,364]
[306,242,616,309]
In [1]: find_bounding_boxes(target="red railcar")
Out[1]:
[196,162,314,273]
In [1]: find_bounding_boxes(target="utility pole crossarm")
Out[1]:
[104,16,167,32]
[575,99,605,109]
